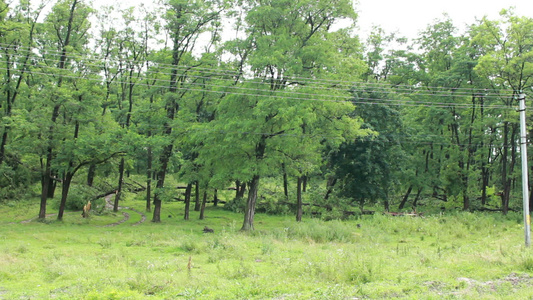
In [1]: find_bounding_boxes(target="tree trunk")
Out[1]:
[213,189,218,207]
[324,176,337,200]
[296,176,303,222]
[87,164,95,187]
[236,181,246,199]
[235,180,241,199]
[398,185,413,210]
[384,197,390,212]
[0,130,9,166]
[199,190,207,220]
[462,183,470,211]
[501,122,509,214]
[39,104,61,219]
[39,170,50,220]
[184,183,192,220]
[114,158,125,212]
[481,166,489,206]
[47,171,57,199]
[57,173,73,221]
[146,146,152,212]
[152,143,173,223]
[412,187,423,208]
[194,181,201,211]
[282,163,288,200]
[152,197,162,223]
[241,174,260,231]
[530,184,533,214]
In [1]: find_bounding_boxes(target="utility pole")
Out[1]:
[518,93,531,247]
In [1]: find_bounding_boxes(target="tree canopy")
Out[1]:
[0,1,532,228]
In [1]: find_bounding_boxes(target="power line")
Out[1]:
[2,66,517,110]
[0,43,520,98]
[18,61,514,108]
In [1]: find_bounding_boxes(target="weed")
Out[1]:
[15,244,28,254]
[177,287,205,299]
[520,256,533,271]
[2,199,533,299]
[261,242,274,255]
[125,240,146,247]
[180,240,202,253]
[98,238,112,249]
[86,288,145,299]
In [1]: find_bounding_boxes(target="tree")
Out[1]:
[151,0,224,222]
[472,9,533,213]
[34,0,93,220]
[112,6,152,212]
[0,0,43,167]
[198,0,367,230]
[328,88,402,211]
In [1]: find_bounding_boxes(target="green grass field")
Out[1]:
[1,194,533,299]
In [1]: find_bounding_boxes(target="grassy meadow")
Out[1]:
[1,193,533,299]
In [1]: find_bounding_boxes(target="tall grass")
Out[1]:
[0,197,532,299]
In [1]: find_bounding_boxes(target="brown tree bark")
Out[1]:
[57,173,73,221]
[199,190,208,220]
[398,185,413,210]
[296,176,303,222]
[213,189,218,207]
[241,174,260,231]
[146,146,152,212]
[282,163,289,200]
[194,181,201,211]
[114,158,125,212]
[184,183,192,220]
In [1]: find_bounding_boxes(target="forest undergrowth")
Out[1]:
[1,194,533,299]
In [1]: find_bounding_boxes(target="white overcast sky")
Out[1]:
[356,0,533,38]
[91,0,532,39]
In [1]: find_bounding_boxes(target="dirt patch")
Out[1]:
[19,213,55,224]
[456,273,533,294]
[17,193,147,227]
[502,272,533,285]
[129,207,147,226]
[103,193,147,227]
[103,212,130,227]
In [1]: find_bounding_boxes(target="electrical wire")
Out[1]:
[0,42,521,98]
[0,56,520,111]
[2,66,518,110]
[15,63,514,109]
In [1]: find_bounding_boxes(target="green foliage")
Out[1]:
[51,184,99,211]
[223,197,246,213]
[0,0,531,243]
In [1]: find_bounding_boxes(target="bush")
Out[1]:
[224,197,246,213]
[0,163,40,201]
[52,184,99,211]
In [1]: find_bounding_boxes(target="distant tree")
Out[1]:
[328,88,403,211]
[198,0,368,230]
[33,0,93,220]
[471,9,533,213]
[151,0,225,222]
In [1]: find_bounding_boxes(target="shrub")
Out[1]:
[224,197,246,213]
[52,184,99,211]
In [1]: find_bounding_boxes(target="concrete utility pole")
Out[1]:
[518,93,531,247]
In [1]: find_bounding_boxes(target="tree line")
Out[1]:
[0,0,532,230]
